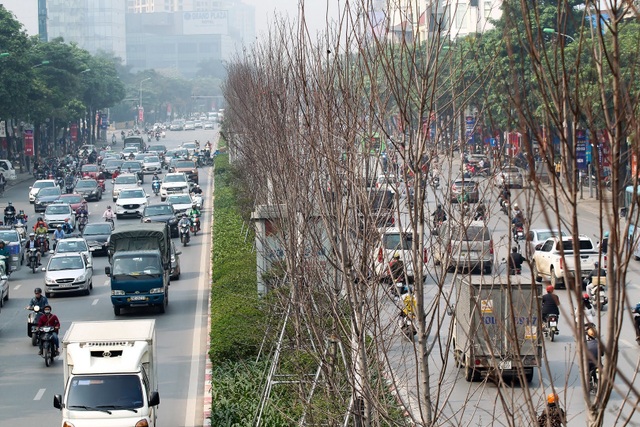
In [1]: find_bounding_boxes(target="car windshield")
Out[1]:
[383,233,413,250]
[34,181,55,189]
[182,143,196,149]
[61,195,82,204]
[149,145,165,152]
[175,161,194,168]
[144,156,160,163]
[164,175,186,183]
[66,374,143,410]
[113,255,162,275]
[57,241,88,253]
[452,226,491,241]
[46,206,71,215]
[82,165,98,172]
[48,256,84,271]
[120,190,145,198]
[559,240,594,251]
[123,147,137,153]
[105,160,123,168]
[454,181,478,189]
[76,181,97,189]
[115,176,137,185]
[537,231,566,241]
[145,205,173,216]
[122,162,141,170]
[168,195,191,204]
[0,230,19,242]
[83,224,112,235]
[38,187,61,196]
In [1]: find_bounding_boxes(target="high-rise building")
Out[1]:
[45,0,127,61]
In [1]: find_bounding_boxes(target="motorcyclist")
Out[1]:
[26,287,49,310]
[112,167,121,179]
[36,304,61,356]
[508,247,525,274]
[16,209,28,223]
[432,204,447,224]
[584,262,606,291]
[62,218,73,235]
[103,206,115,223]
[388,252,405,284]
[512,203,524,225]
[192,184,203,195]
[600,231,609,254]
[75,202,89,219]
[33,216,48,231]
[474,201,486,220]
[499,187,511,205]
[25,233,42,265]
[4,201,16,224]
[52,225,65,249]
[178,213,191,232]
[112,133,117,144]
[188,203,201,231]
[585,325,601,389]
[576,293,597,326]
[541,285,561,324]
[536,393,566,427]
[64,173,75,189]
[0,240,10,275]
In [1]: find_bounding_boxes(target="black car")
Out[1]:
[81,222,114,255]
[74,179,103,202]
[141,203,179,237]
[122,160,144,183]
[103,159,124,178]
[34,187,63,212]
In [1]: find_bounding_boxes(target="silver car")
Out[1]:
[433,220,494,274]
[53,237,92,263]
[495,166,524,188]
[43,253,93,297]
[44,203,76,231]
[112,174,140,202]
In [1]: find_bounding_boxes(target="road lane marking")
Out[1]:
[92,298,99,306]
[34,388,46,401]
[13,284,21,290]
[184,164,212,427]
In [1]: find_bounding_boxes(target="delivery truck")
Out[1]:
[451,274,542,382]
[53,320,159,426]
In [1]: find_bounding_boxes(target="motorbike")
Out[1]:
[3,212,15,226]
[155,134,160,142]
[77,213,88,233]
[65,181,75,194]
[543,314,559,342]
[97,179,106,192]
[512,224,525,240]
[56,176,65,189]
[180,223,190,246]
[192,194,203,210]
[190,215,200,236]
[27,306,44,346]
[152,180,161,196]
[36,234,49,256]
[589,283,608,309]
[38,326,57,367]
[27,248,39,273]
[14,219,27,240]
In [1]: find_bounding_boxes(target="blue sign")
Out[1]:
[576,130,588,170]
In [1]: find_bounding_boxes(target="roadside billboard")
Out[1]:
[182,11,228,35]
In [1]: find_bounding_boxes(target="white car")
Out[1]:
[167,194,193,215]
[43,253,93,297]
[121,147,139,159]
[0,159,17,180]
[29,180,57,203]
[184,121,195,131]
[181,142,197,156]
[373,228,427,284]
[0,273,7,307]
[115,188,149,218]
[525,229,568,260]
[53,237,92,262]
[160,173,189,201]
[111,174,140,202]
[203,121,214,130]
[43,203,76,230]
[142,156,162,174]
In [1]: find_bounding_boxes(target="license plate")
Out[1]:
[499,360,512,370]
[549,321,557,327]
[129,296,148,301]
[59,283,73,288]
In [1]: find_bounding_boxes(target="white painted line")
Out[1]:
[33,388,46,401]
[13,284,21,290]
[184,166,212,427]
[91,298,99,306]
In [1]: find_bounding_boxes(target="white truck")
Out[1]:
[451,274,542,383]
[53,320,160,427]
[531,234,600,289]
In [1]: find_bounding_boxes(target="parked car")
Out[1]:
[432,220,494,274]
[0,226,25,272]
[112,174,140,202]
[34,187,63,213]
[29,179,57,203]
[170,241,182,280]
[44,203,76,231]
[0,159,17,180]
[81,222,113,256]
[74,179,103,202]
[115,188,149,218]
[43,253,93,297]
[142,203,179,237]
[450,179,479,203]
[495,166,524,188]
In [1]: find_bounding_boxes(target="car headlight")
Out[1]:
[45,276,56,285]
[112,289,125,296]
[149,287,164,294]
[169,218,177,224]
[143,218,151,223]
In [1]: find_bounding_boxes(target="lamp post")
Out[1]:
[138,78,151,126]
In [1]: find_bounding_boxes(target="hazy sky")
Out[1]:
[0,0,340,40]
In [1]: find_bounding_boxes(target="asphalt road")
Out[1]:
[0,127,217,427]
[383,158,640,426]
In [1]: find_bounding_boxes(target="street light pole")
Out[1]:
[138,78,151,126]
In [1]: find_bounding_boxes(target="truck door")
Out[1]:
[473,285,504,357]
[504,284,539,357]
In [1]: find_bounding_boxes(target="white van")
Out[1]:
[0,159,17,180]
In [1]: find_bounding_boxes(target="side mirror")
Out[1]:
[41,267,46,272]
[146,194,150,198]
[148,391,160,407]
[89,247,95,252]
[175,251,182,256]
[48,250,54,254]
[105,266,111,276]
[53,394,63,410]
[0,275,7,280]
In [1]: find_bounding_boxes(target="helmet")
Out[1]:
[38,217,43,222]
[513,203,519,208]
[182,213,187,218]
[192,203,197,208]
[546,285,554,293]
[29,232,35,237]
[604,231,609,238]
[8,201,12,205]
[107,206,111,209]
[547,393,558,405]
[393,251,401,259]
[43,305,52,311]
[586,327,597,339]
[512,247,518,253]
[437,204,442,209]
[34,287,42,294]
[57,225,62,229]
[583,293,590,301]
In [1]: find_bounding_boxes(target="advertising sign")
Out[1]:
[138,107,144,123]
[100,113,109,129]
[0,121,5,138]
[575,129,587,170]
[70,123,78,142]
[24,129,34,156]
[183,10,228,35]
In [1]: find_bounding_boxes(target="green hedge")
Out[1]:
[210,153,264,364]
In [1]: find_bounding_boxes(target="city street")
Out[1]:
[0,127,217,426]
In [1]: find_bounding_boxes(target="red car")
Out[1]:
[55,194,87,213]
[81,164,100,179]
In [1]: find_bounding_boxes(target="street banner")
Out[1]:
[138,107,144,123]
[24,129,34,156]
[465,116,475,141]
[0,121,5,138]
[70,123,78,142]
[575,129,588,170]
[100,113,109,129]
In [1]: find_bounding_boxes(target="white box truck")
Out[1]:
[451,274,542,383]
[53,320,159,427]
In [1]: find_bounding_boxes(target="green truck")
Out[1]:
[105,223,171,316]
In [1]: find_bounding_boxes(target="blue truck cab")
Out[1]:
[105,223,170,316]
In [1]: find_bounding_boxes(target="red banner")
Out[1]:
[138,107,144,123]
[70,123,78,142]
[24,129,34,156]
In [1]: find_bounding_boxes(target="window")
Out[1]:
[383,233,413,250]
[67,375,144,409]
[455,3,468,29]
[541,240,554,252]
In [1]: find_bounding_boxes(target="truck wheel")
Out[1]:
[532,263,541,282]
[464,360,479,382]
[525,370,534,384]
[114,306,121,316]
[550,268,560,288]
